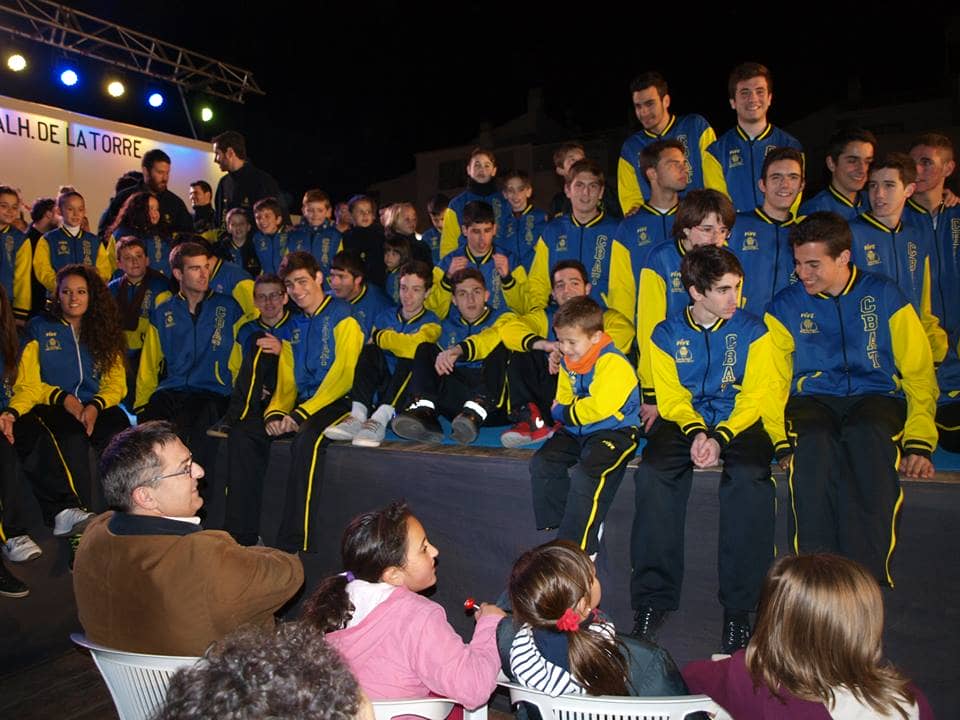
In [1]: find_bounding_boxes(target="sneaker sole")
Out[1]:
[451,418,478,445]
[391,416,444,443]
[53,515,93,538]
[0,587,29,598]
[352,436,383,448]
[324,428,359,441]
[3,548,42,563]
[205,428,229,439]
[500,431,537,448]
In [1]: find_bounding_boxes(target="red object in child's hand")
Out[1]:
[464,597,478,611]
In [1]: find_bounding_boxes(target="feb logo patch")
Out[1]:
[799,313,818,334]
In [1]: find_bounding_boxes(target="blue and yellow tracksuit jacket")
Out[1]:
[8,316,125,418]
[110,227,174,278]
[608,205,678,326]
[433,243,528,319]
[849,212,947,362]
[618,114,716,213]
[209,257,256,319]
[499,304,635,357]
[421,227,442,265]
[370,306,442,375]
[502,205,549,271]
[289,220,342,274]
[438,185,512,260]
[265,295,363,424]
[728,208,798,310]
[799,185,866,222]
[764,266,939,457]
[704,124,803,212]
[107,273,173,353]
[135,291,245,410]
[252,229,293,276]
[436,305,508,370]
[236,308,298,353]
[552,336,640,436]
[344,283,393,338]
[650,306,778,447]
[0,223,32,320]
[528,212,629,319]
[34,227,115,293]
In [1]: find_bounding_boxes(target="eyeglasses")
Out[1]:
[254,291,285,302]
[691,224,730,238]
[152,457,194,483]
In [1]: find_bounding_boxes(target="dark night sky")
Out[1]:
[3,1,960,202]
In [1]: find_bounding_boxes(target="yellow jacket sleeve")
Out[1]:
[603,240,637,326]
[134,323,164,412]
[439,207,462,260]
[33,237,56,294]
[459,313,513,362]
[227,316,245,381]
[13,240,31,321]
[373,322,441,359]
[637,267,668,397]
[233,278,256,319]
[889,303,939,455]
[563,353,638,426]
[502,266,529,315]
[526,238,551,312]
[703,149,729,198]
[96,236,117,281]
[264,340,297,420]
[763,312,797,454]
[556,361,574,405]
[8,341,54,417]
[697,126,718,185]
[920,256,948,363]
[425,267,451,319]
[715,332,777,445]
[617,156,645,215]
[602,309,635,356]
[91,356,127,411]
[500,310,548,352]
[290,316,363,421]
[649,341,706,436]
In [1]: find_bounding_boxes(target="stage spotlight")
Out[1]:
[7,54,27,72]
[200,106,213,122]
[60,69,79,87]
[107,80,125,98]
[148,92,164,108]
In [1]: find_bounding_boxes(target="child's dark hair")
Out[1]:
[553,296,603,335]
[302,501,411,633]
[680,245,743,296]
[384,233,412,260]
[399,260,433,289]
[450,267,486,291]
[509,540,630,696]
[427,193,449,214]
[462,200,495,227]
[330,249,365,279]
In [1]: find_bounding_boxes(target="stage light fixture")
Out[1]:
[200,106,213,122]
[107,80,125,97]
[60,69,79,86]
[7,54,27,72]
[148,92,164,108]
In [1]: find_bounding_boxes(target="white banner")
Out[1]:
[0,94,222,223]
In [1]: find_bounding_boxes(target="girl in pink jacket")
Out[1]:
[302,501,505,710]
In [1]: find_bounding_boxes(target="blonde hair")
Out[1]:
[746,554,915,718]
[509,540,629,696]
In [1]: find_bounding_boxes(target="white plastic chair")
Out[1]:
[499,678,721,720]
[71,633,200,720]
[372,697,489,720]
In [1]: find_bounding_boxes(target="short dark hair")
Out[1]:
[157,622,363,720]
[869,152,917,186]
[566,158,605,185]
[553,295,603,335]
[170,241,210,272]
[680,244,744,295]
[728,61,772,99]
[190,180,212,195]
[640,139,686,177]
[551,259,589,287]
[502,169,531,187]
[100,421,180,511]
[468,147,496,165]
[553,142,585,169]
[462,200,495,227]
[142,148,171,171]
[302,189,331,206]
[450,267,486,291]
[30,197,56,223]
[347,194,376,213]
[672,189,736,239]
[398,260,433,289]
[789,212,852,258]
[279,250,321,279]
[629,71,668,98]
[330,249,365,279]
[761,147,804,181]
[212,131,247,160]
[909,132,955,161]
[254,273,285,292]
[253,197,284,217]
[426,193,449,214]
[116,235,147,259]
[826,128,878,163]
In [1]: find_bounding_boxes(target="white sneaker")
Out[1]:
[352,419,386,447]
[324,416,365,441]
[3,535,42,562]
[53,507,95,537]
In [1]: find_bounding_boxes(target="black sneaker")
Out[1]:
[451,406,483,445]
[631,606,668,642]
[391,405,444,443]
[206,417,233,439]
[722,611,751,654]
[0,560,29,598]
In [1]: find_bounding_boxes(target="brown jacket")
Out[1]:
[73,512,303,656]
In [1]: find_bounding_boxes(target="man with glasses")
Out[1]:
[73,421,303,655]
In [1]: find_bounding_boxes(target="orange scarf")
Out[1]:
[564,332,613,374]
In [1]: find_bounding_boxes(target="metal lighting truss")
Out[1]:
[0,0,263,102]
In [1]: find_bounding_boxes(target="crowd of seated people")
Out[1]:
[0,59,953,718]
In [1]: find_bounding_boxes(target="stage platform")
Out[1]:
[2,439,959,717]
